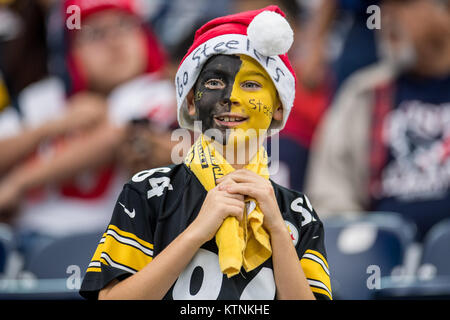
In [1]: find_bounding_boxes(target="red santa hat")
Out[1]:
[64,0,136,21]
[176,5,296,133]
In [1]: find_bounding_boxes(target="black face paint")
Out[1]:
[194,90,204,101]
[192,54,242,143]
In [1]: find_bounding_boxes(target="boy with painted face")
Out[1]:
[187,53,283,168]
[80,6,332,300]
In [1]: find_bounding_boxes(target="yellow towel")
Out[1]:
[184,135,272,277]
[0,77,10,112]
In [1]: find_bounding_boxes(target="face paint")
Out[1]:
[192,54,279,146]
[192,54,242,142]
[194,90,204,102]
[229,54,279,132]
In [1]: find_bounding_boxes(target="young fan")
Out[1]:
[80,6,332,300]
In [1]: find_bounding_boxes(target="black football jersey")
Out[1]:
[79,163,332,300]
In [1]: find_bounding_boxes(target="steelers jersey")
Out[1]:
[79,163,332,300]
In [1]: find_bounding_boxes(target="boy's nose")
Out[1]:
[220,97,231,108]
[229,91,242,107]
[220,96,240,109]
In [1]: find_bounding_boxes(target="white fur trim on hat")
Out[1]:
[247,10,293,57]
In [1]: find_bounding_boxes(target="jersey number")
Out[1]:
[147,177,173,199]
[131,167,173,199]
[172,249,276,300]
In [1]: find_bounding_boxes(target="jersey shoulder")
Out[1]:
[124,163,201,213]
[125,163,187,194]
[270,180,322,225]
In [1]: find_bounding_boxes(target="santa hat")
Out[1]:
[64,0,136,22]
[63,0,165,95]
[176,5,296,133]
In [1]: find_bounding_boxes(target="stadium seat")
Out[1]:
[0,230,104,299]
[371,219,450,299]
[26,230,103,279]
[372,276,450,299]
[0,223,15,274]
[323,212,417,300]
[421,218,450,276]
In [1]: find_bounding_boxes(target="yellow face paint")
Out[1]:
[222,54,280,155]
[229,55,280,132]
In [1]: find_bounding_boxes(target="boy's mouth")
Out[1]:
[213,112,248,128]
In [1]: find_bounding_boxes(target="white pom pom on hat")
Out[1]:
[247,10,294,57]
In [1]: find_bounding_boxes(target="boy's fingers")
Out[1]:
[213,186,244,201]
[225,183,260,199]
[216,175,238,185]
[223,191,245,201]
[224,169,261,183]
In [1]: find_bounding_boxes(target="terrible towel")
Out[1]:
[184,135,272,277]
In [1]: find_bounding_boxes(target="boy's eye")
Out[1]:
[241,81,262,90]
[205,79,225,89]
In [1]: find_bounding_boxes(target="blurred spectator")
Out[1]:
[231,0,332,192]
[0,83,105,177]
[0,0,49,102]
[299,0,380,93]
[306,0,450,240]
[0,0,177,258]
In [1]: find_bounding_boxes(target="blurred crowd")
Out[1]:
[0,0,449,282]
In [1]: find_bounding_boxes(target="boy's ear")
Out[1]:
[272,101,283,121]
[187,89,196,117]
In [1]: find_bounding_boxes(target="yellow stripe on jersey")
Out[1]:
[85,233,107,273]
[305,249,329,269]
[85,225,154,274]
[101,232,153,272]
[301,249,332,300]
[309,286,332,300]
[107,224,153,250]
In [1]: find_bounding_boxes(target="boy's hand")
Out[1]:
[189,185,245,244]
[217,169,286,234]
